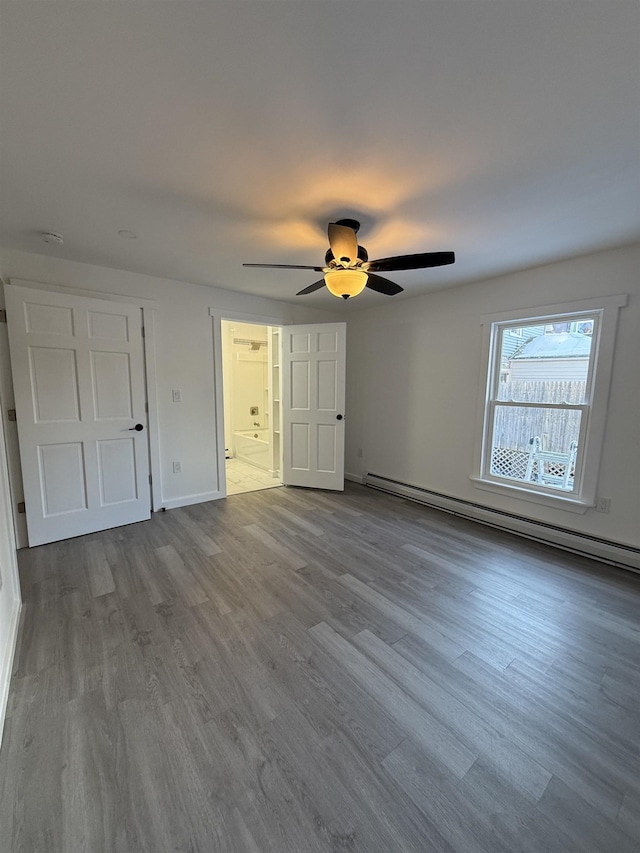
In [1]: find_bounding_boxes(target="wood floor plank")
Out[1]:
[309,621,478,778]
[154,543,209,607]
[205,704,329,853]
[382,737,516,853]
[1,482,638,852]
[458,758,584,853]
[269,504,326,537]
[352,627,553,801]
[319,727,457,853]
[261,705,380,851]
[537,774,638,852]
[337,572,467,659]
[243,522,308,571]
[84,539,116,598]
[264,610,407,762]
[453,650,630,819]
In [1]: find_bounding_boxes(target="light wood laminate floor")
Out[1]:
[1,484,639,852]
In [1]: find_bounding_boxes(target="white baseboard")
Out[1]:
[159,490,225,511]
[0,597,22,747]
[344,472,364,484]
[363,473,640,572]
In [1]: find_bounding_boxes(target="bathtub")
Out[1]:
[234,428,270,471]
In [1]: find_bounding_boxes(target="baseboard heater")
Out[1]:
[363,473,640,573]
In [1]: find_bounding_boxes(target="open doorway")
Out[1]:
[221,320,282,496]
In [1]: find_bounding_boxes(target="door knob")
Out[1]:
[336,414,344,421]
[128,424,144,431]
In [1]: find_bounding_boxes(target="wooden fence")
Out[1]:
[493,379,586,454]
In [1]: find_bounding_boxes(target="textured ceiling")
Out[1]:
[1,1,638,309]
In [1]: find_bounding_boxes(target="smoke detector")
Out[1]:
[41,232,64,245]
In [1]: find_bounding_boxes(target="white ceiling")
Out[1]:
[1,1,638,309]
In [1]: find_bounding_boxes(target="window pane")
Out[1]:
[498,320,593,404]
[490,405,581,491]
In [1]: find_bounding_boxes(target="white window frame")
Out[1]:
[471,294,627,513]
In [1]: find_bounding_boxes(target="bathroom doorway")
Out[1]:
[221,320,282,496]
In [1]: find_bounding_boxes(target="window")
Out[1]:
[472,295,626,512]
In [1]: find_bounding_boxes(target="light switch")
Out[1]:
[172,389,182,402]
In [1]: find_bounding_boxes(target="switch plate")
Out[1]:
[172,389,182,402]
[173,461,182,474]
[595,496,611,513]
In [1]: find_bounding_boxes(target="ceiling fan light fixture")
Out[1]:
[244,219,454,299]
[324,269,368,299]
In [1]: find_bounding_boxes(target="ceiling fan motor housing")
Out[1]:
[325,245,368,267]
[334,218,361,233]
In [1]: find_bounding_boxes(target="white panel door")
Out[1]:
[281,323,346,490]
[5,284,150,545]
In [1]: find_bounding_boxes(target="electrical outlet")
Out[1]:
[172,461,182,474]
[172,389,182,403]
[596,496,611,513]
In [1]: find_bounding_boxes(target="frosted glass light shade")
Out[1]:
[324,269,368,299]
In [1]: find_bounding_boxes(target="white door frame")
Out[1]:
[211,310,347,496]
[0,380,22,738]
[140,306,162,511]
[3,280,161,546]
[210,308,285,497]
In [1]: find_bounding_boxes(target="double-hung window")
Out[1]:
[472,295,626,512]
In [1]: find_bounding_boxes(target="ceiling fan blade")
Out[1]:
[328,222,359,266]
[243,263,324,271]
[296,279,326,296]
[367,251,455,272]
[365,273,404,296]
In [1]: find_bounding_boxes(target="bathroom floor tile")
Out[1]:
[225,458,282,495]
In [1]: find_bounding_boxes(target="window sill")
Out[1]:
[469,475,592,514]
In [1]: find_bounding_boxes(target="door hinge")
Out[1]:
[17,501,25,514]
[149,474,152,485]
[141,325,145,338]
[145,401,149,413]
[0,309,6,323]
[7,408,16,422]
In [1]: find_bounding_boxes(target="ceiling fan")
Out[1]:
[243,219,455,299]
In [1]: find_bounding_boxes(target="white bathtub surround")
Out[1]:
[234,428,271,471]
[225,458,281,496]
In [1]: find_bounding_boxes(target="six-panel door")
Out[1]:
[5,285,150,545]
[281,323,346,491]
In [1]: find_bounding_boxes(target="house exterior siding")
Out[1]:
[509,357,589,382]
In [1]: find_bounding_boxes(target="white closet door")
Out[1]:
[281,323,346,491]
[5,284,150,546]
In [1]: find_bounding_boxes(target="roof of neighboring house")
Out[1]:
[512,333,592,360]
